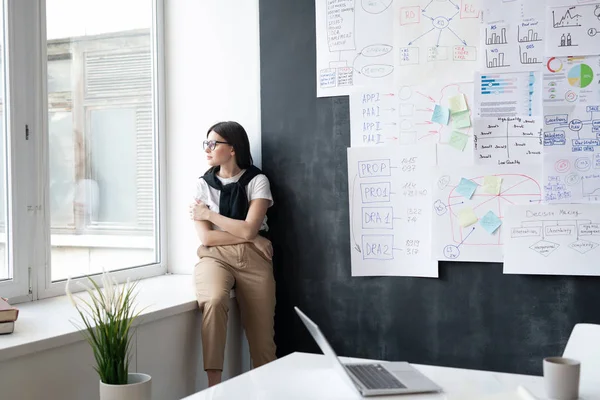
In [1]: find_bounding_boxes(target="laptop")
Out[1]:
[294,306,443,397]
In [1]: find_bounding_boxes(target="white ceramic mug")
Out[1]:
[543,357,580,400]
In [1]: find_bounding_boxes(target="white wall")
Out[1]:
[0,2,261,397]
[165,0,262,274]
[0,299,249,400]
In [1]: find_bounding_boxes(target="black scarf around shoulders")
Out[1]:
[201,165,262,220]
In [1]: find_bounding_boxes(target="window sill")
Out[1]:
[0,274,234,363]
[51,234,154,249]
[0,233,154,249]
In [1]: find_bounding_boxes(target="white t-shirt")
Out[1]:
[195,169,273,232]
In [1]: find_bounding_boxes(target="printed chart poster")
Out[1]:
[544,55,600,106]
[316,0,394,97]
[347,145,437,277]
[475,71,542,117]
[504,204,600,276]
[546,3,600,58]
[432,164,543,262]
[394,0,481,84]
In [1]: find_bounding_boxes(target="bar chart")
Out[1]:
[519,46,542,65]
[517,25,542,43]
[485,50,509,68]
[486,27,508,45]
[479,75,519,95]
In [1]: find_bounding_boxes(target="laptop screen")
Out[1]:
[294,306,361,394]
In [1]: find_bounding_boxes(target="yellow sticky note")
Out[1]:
[448,94,468,114]
[483,176,503,195]
[458,207,478,228]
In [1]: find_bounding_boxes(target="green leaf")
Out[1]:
[67,272,142,385]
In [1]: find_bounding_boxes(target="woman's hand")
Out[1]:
[252,235,273,260]
[189,200,212,221]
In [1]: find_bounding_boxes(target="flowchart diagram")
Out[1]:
[347,145,437,277]
[349,82,475,165]
[543,105,600,203]
[432,164,542,262]
[316,0,395,97]
[546,3,600,57]
[504,204,600,275]
[394,0,481,83]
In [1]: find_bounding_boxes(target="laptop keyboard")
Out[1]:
[345,364,407,390]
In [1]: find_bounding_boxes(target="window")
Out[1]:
[0,0,165,301]
[44,0,163,286]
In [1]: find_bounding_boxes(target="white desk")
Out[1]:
[182,352,599,399]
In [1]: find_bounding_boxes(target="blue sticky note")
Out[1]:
[431,104,450,125]
[456,178,478,200]
[479,211,502,234]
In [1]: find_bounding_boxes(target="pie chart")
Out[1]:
[567,64,594,88]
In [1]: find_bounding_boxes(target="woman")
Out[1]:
[189,121,276,387]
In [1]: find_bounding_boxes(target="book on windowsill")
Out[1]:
[0,321,14,335]
[0,297,19,323]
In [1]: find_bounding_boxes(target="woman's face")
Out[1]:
[205,131,234,167]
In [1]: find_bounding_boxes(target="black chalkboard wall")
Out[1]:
[259,0,600,375]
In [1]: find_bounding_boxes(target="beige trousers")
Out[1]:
[194,243,277,371]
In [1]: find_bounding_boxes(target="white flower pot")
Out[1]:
[99,373,151,400]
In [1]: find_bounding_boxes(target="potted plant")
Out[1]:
[66,272,151,400]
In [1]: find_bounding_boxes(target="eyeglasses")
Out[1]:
[203,140,229,151]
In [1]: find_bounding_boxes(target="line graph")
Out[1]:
[552,7,582,28]
[547,3,600,58]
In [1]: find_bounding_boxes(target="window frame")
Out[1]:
[0,0,36,301]
[15,0,167,302]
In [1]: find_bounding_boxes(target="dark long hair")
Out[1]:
[206,121,253,169]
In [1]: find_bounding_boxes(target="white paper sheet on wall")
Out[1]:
[546,0,599,5]
[393,0,482,85]
[545,3,600,58]
[432,164,543,262]
[474,71,542,117]
[504,203,600,276]
[347,145,437,277]
[480,19,545,73]
[349,82,475,165]
[315,0,395,97]
[542,104,600,203]
[483,0,546,23]
[543,55,600,106]
[473,116,543,165]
